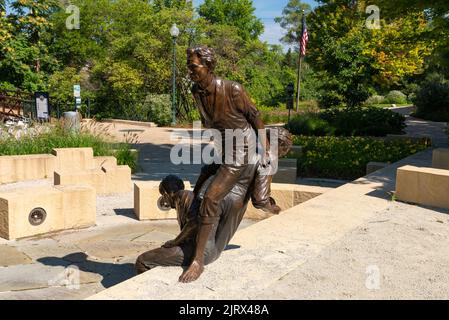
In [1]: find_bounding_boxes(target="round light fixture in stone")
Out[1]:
[29,207,47,226]
[157,197,171,212]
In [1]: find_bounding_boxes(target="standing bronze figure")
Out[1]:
[135,46,292,283]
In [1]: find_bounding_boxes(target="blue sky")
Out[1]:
[192,0,319,47]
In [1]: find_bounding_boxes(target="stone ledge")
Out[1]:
[101,119,157,128]
[133,181,331,221]
[396,165,449,210]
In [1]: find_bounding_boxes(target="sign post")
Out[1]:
[34,92,50,121]
[286,83,294,123]
[73,84,81,111]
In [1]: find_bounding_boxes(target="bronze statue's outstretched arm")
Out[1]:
[163,222,197,248]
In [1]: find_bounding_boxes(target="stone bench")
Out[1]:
[396,165,449,210]
[0,154,56,184]
[54,165,131,195]
[134,181,330,221]
[0,185,95,240]
[432,148,449,170]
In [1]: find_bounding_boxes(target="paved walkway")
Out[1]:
[390,106,449,147]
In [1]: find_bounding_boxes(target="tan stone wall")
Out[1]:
[0,154,56,184]
[0,185,95,240]
[0,148,101,185]
[245,183,328,220]
[134,181,329,221]
[432,148,449,170]
[396,165,449,210]
[0,147,131,194]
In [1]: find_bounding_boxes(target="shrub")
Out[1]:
[413,73,449,122]
[291,135,430,180]
[296,107,405,137]
[317,90,346,109]
[385,90,408,105]
[145,94,172,126]
[364,95,385,105]
[285,114,335,136]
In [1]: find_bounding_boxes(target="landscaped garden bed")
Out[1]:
[290,135,431,180]
[0,122,139,172]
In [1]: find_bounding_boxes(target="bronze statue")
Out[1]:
[135,45,293,283]
[135,127,292,277]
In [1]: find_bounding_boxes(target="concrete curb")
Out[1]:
[101,119,157,128]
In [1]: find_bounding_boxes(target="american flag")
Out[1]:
[299,14,309,57]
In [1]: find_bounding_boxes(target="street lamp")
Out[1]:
[170,23,180,126]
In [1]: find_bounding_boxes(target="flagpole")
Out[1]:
[296,10,305,112]
[296,55,303,112]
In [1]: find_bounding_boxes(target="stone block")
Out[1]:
[0,185,95,240]
[396,165,449,210]
[0,187,64,240]
[54,165,131,195]
[104,165,132,194]
[366,162,389,175]
[134,181,191,221]
[54,169,106,194]
[52,147,94,172]
[55,185,96,229]
[272,158,297,184]
[0,154,56,184]
[432,148,449,170]
[94,156,117,171]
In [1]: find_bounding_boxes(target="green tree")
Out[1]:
[274,0,312,46]
[0,0,59,91]
[198,0,264,40]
